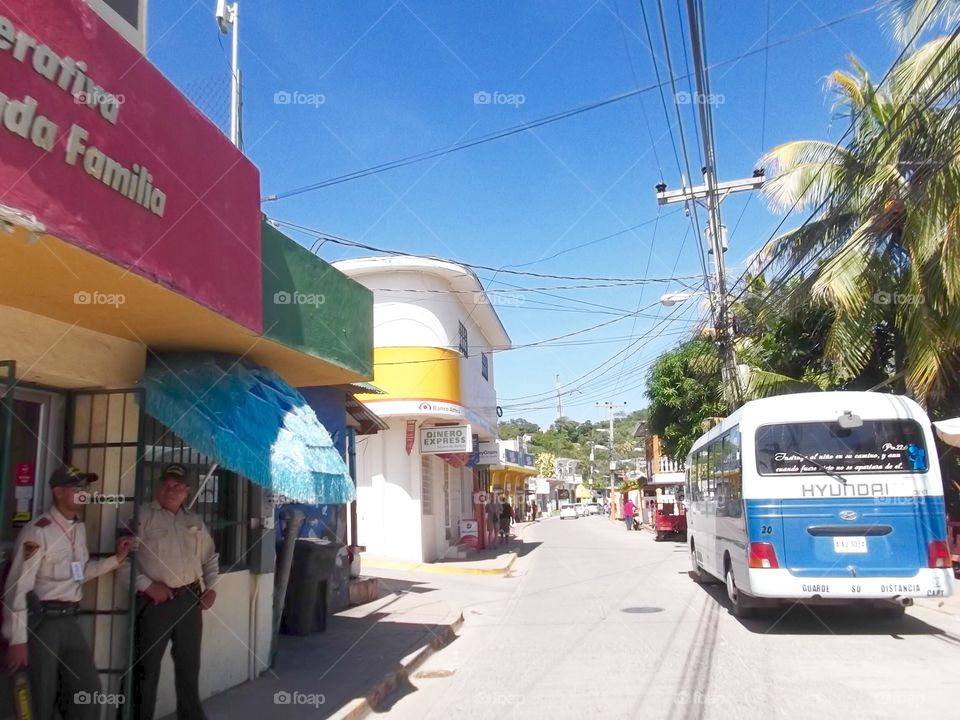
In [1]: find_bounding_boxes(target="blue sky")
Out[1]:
[148,0,906,429]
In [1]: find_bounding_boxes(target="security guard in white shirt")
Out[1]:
[129,464,218,720]
[2,466,131,720]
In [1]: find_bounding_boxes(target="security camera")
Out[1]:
[215,0,231,33]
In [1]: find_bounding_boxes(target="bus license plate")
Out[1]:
[833,537,867,553]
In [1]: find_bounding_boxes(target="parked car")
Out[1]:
[583,502,600,515]
[560,504,579,520]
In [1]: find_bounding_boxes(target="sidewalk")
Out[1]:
[362,521,539,576]
[198,576,464,720]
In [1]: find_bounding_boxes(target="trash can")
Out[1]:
[282,538,343,635]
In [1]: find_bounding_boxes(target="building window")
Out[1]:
[458,321,469,357]
[141,415,249,571]
[421,454,434,515]
[481,352,489,380]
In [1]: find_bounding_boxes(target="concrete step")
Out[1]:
[348,577,380,606]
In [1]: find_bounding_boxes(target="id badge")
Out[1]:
[71,561,84,582]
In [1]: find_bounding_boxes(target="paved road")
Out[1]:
[379,513,960,720]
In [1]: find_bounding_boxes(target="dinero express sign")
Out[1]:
[420,425,473,455]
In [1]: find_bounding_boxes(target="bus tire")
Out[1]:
[725,563,756,619]
[689,541,713,584]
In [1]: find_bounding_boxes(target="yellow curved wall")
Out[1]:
[359,347,462,403]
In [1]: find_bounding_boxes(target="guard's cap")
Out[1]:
[49,465,98,488]
[160,464,188,480]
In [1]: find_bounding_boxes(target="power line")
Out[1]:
[261,1,892,203]
[268,217,703,283]
[761,0,771,149]
[730,10,959,314]
[491,208,683,269]
[655,0,714,313]
[675,0,704,168]
[499,298,698,403]
[612,0,663,178]
[639,0,683,176]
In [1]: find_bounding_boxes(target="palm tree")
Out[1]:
[887,0,960,45]
[756,33,960,405]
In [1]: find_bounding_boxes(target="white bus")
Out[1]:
[685,391,955,617]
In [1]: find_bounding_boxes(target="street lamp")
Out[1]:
[659,290,709,307]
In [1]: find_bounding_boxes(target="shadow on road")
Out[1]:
[374,576,438,595]
[506,539,541,559]
[690,572,956,636]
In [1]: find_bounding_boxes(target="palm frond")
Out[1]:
[759,141,853,212]
[760,213,858,278]
[824,304,881,379]
[828,69,868,114]
[891,35,960,105]
[885,0,960,45]
[743,367,819,400]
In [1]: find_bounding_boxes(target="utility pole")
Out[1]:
[597,401,626,499]
[655,0,765,409]
[555,373,562,421]
[216,1,241,147]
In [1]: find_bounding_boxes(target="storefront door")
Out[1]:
[1,382,66,547]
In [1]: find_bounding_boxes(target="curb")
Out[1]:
[363,553,517,576]
[328,612,465,720]
[362,521,533,577]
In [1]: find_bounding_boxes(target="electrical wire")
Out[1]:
[655,0,715,318]
[261,1,893,203]
[640,0,684,176]
[731,10,960,313]
[268,217,704,284]
[613,0,664,178]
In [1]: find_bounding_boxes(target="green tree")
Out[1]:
[535,452,556,478]
[758,36,960,405]
[497,418,539,440]
[646,338,726,460]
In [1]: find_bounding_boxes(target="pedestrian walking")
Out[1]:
[623,498,636,531]
[486,495,500,546]
[129,464,219,720]
[2,465,131,720]
[499,500,513,544]
[531,500,538,521]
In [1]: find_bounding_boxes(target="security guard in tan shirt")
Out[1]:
[2,466,131,720]
[128,464,218,720]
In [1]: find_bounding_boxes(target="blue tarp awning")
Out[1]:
[140,353,355,505]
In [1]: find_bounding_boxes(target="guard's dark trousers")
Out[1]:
[29,615,100,720]
[133,591,206,720]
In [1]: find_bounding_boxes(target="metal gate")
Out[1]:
[66,388,145,720]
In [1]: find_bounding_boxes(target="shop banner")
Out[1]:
[420,424,472,454]
[0,0,262,332]
[405,420,416,455]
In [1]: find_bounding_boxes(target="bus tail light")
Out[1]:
[749,542,780,569]
[928,541,951,568]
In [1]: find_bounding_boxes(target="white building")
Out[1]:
[333,257,512,562]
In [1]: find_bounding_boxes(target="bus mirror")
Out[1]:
[838,411,863,429]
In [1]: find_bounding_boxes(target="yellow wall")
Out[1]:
[0,304,146,388]
[361,346,462,403]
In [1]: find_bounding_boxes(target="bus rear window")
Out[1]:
[755,420,928,475]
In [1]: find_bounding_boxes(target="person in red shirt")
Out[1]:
[623,498,636,531]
